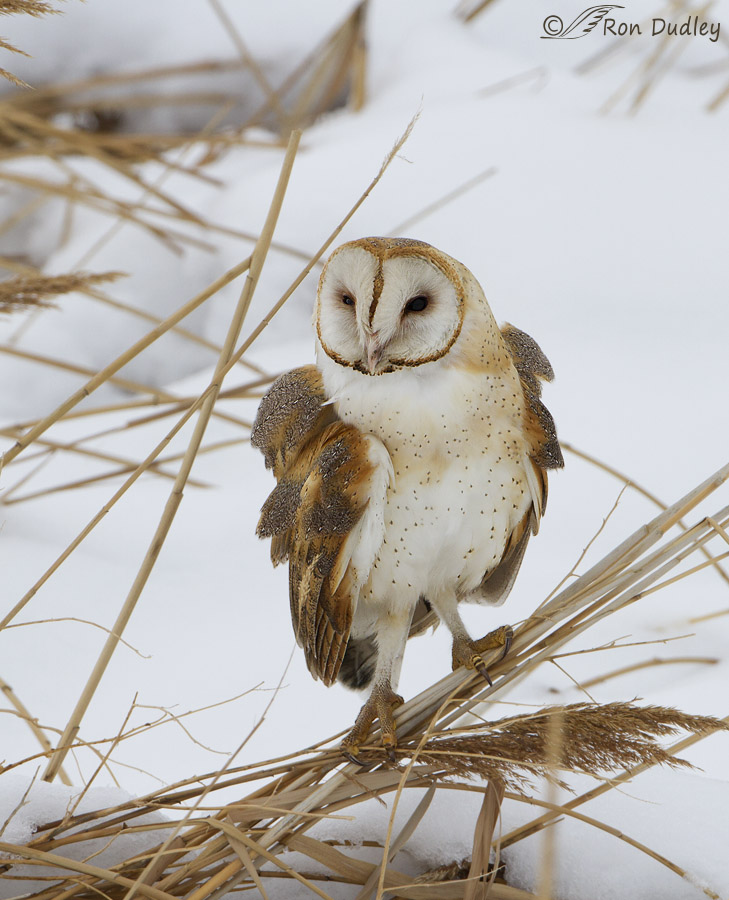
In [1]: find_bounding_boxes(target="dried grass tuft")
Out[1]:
[0,0,57,14]
[403,702,728,792]
[0,0,61,88]
[414,858,472,884]
[0,270,123,313]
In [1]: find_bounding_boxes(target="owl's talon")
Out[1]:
[452,625,513,684]
[472,656,493,686]
[341,746,367,766]
[495,625,514,661]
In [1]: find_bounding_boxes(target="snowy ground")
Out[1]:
[1,1,729,898]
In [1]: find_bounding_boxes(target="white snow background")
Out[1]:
[1,1,729,898]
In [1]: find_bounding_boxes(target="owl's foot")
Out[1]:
[451,625,513,686]
[340,682,404,765]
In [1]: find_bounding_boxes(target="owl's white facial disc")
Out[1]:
[315,244,464,375]
[315,246,377,369]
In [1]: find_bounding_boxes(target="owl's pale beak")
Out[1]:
[365,334,384,374]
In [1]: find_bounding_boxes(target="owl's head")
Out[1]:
[314,237,466,375]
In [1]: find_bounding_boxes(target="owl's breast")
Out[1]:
[322,360,533,604]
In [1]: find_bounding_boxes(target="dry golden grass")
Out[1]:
[0,0,60,88]
[0,270,122,313]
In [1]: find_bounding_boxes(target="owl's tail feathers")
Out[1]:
[337,636,377,690]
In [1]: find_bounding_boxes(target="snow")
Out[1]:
[0,778,165,898]
[501,770,729,900]
[1,0,729,897]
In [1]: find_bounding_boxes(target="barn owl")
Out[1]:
[252,237,562,762]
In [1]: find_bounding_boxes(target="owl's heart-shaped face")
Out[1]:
[314,238,466,375]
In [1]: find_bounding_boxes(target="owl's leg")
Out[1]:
[430,593,512,685]
[340,605,410,764]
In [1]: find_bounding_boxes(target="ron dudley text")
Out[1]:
[604,15,721,42]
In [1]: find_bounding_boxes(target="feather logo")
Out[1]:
[542,5,624,39]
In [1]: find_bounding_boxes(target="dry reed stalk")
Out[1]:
[562,441,729,590]
[5,60,247,106]
[707,72,729,110]
[2,617,147,658]
[463,779,504,900]
[387,166,497,236]
[0,676,72,786]
[478,67,548,98]
[0,428,210,493]
[578,654,719,689]
[39,130,302,785]
[349,1,368,111]
[1,397,182,432]
[459,0,501,24]
[535,709,562,900]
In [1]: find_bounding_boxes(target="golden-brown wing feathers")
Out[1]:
[471,326,563,606]
[252,366,387,686]
[501,323,564,475]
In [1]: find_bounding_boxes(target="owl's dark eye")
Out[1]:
[341,295,355,306]
[405,295,428,312]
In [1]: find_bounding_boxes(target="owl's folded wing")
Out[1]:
[474,326,564,606]
[251,366,393,685]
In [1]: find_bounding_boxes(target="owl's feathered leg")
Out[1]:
[430,593,512,685]
[340,605,410,764]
